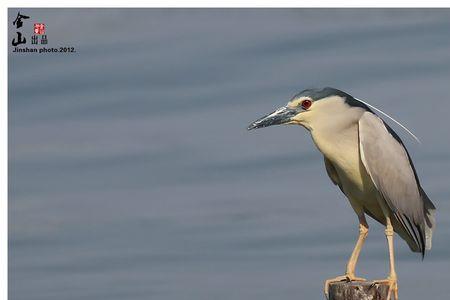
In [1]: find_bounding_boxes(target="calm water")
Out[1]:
[9,8,450,300]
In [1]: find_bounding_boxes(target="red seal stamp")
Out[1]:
[34,23,45,35]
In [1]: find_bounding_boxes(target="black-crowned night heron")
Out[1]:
[248,87,436,300]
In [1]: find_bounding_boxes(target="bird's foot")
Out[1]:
[370,275,398,300]
[324,274,366,299]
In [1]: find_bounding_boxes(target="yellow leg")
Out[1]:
[346,218,369,276]
[371,217,399,300]
[324,215,368,298]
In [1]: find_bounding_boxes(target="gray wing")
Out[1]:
[324,156,344,193]
[358,112,435,255]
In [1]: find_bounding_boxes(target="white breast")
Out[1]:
[294,96,381,212]
[307,104,378,205]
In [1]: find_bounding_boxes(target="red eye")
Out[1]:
[301,99,312,110]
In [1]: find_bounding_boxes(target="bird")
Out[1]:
[247,87,435,300]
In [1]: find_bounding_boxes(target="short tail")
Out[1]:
[393,187,435,256]
[421,187,436,250]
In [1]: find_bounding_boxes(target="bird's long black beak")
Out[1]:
[247,106,298,130]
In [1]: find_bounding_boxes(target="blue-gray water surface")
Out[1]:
[9,8,450,300]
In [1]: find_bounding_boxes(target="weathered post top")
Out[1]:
[328,281,390,300]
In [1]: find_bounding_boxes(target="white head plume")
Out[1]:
[354,97,421,144]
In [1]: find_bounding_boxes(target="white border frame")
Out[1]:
[2,3,449,300]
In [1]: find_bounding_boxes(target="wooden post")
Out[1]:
[328,281,390,300]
